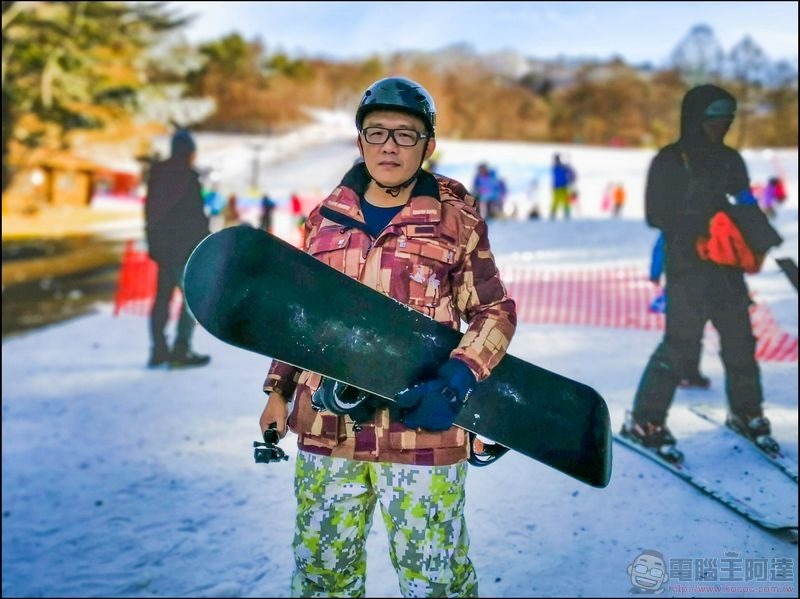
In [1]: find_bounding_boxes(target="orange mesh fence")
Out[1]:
[113,240,182,320]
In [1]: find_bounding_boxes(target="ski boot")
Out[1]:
[678,373,711,389]
[620,411,685,464]
[147,342,171,369]
[726,412,781,455]
[169,344,211,369]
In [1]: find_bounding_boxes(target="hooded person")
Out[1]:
[620,84,781,462]
[144,128,211,368]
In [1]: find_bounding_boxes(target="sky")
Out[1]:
[174,1,799,67]
[3,128,798,596]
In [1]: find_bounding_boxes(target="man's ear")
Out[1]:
[424,137,437,160]
[356,136,365,159]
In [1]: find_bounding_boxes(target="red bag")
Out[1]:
[696,211,764,274]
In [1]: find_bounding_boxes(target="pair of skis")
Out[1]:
[615,404,797,532]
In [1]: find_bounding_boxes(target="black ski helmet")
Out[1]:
[355,77,436,136]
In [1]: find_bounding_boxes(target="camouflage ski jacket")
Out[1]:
[264,163,517,465]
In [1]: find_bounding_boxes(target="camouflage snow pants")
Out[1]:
[291,451,478,598]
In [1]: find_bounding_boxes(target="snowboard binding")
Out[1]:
[254,423,289,464]
[311,378,390,428]
[468,432,510,467]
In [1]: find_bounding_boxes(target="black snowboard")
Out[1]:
[183,226,612,488]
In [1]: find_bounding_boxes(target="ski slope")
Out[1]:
[2,119,797,597]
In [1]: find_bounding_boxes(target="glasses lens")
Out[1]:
[363,127,389,144]
[393,130,420,146]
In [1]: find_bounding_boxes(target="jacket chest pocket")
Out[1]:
[392,237,458,309]
[307,228,353,273]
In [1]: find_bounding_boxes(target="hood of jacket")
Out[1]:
[678,84,738,178]
[679,84,736,149]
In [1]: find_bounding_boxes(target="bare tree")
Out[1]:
[728,36,770,146]
[670,24,725,86]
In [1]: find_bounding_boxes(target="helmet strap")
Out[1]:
[374,175,416,197]
[360,138,430,198]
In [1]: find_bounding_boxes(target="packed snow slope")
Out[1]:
[3,119,798,597]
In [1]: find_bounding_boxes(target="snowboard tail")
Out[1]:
[184,226,612,488]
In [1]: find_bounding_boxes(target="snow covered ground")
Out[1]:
[2,117,798,597]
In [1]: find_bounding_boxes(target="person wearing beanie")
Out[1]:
[144,128,211,368]
[170,128,196,157]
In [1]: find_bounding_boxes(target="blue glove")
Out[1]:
[733,188,758,206]
[394,359,477,431]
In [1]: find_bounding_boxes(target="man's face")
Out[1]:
[702,118,732,144]
[359,110,435,188]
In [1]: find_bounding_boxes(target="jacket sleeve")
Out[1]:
[263,360,302,398]
[723,149,752,197]
[261,211,322,398]
[450,217,517,381]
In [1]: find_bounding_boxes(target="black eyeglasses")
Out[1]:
[361,126,428,147]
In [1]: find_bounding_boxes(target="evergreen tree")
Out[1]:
[1,1,189,192]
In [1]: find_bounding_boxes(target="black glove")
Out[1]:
[394,359,477,431]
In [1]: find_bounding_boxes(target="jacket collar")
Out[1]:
[320,162,444,228]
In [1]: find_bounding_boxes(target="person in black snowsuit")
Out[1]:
[145,129,211,368]
[259,193,276,233]
[621,84,780,462]
[649,233,710,389]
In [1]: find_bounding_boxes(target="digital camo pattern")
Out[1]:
[291,451,478,598]
[265,169,517,465]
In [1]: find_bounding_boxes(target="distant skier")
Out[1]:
[472,162,505,220]
[621,84,780,463]
[259,193,276,233]
[612,182,626,217]
[223,193,241,227]
[550,153,572,220]
[527,176,542,220]
[760,176,785,219]
[203,183,225,233]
